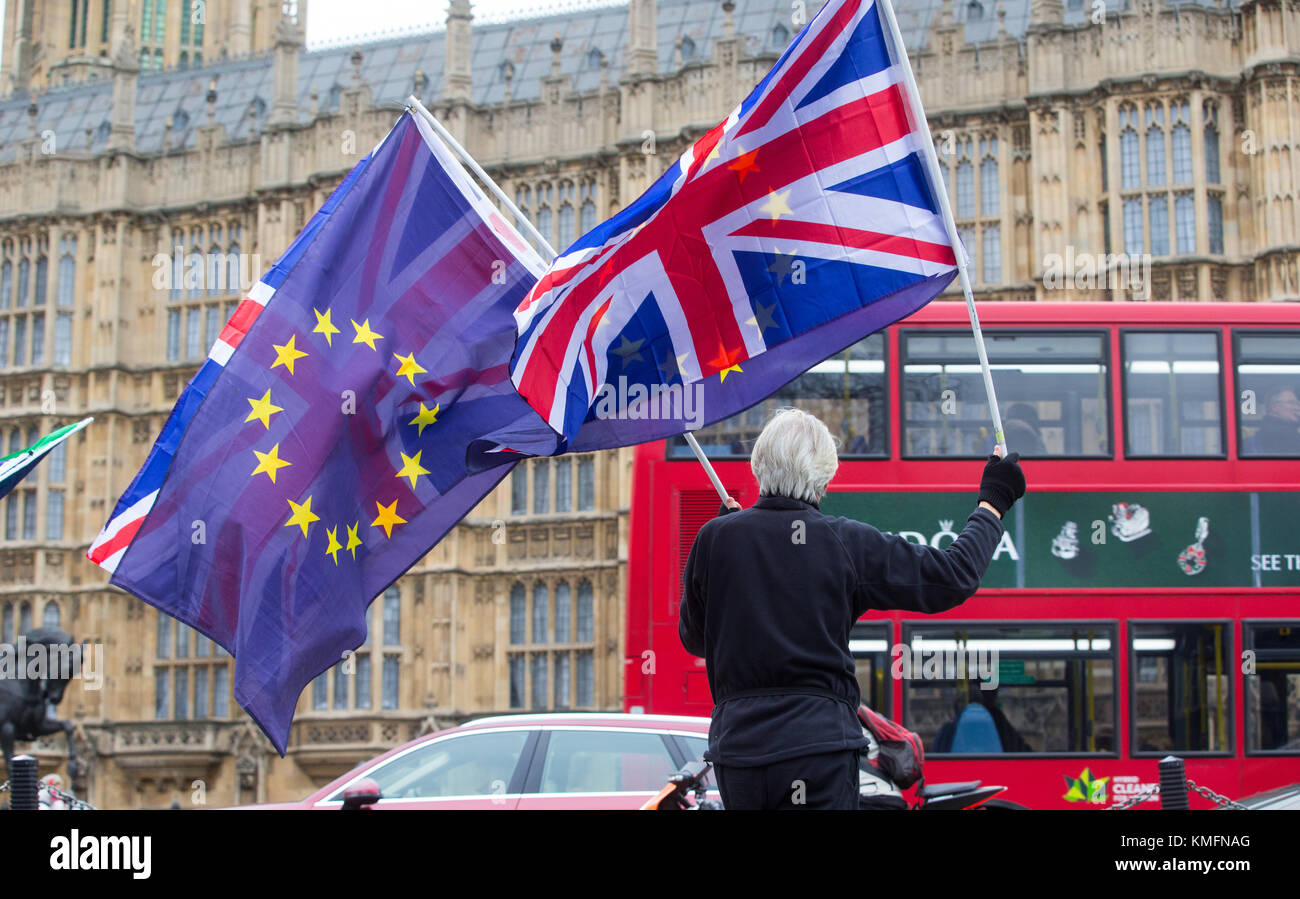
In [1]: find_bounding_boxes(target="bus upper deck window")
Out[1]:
[901,330,1109,458]
[1236,332,1300,458]
[666,333,887,459]
[1122,331,1224,457]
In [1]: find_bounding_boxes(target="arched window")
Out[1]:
[510,583,526,643]
[1204,101,1220,184]
[967,0,983,21]
[1123,196,1144,256]
[955,160,974,218]
[981,224,1000,284]
[1208,194,1224,255]
[533,459,549,514]
[554,581,571,643]
[558,204,575,249]
[34,252,47,305]
[576,580,594,642]
[17,253,30,307]
[1175,192,1195,253]
[1149,196,1169,256]
[980,157,999,216]
[554,457,572,512]
[57,237,76,307]
[580,200,596,234]
[511,466,527,515]
[577,456,594,510]
[532,583,549,644]
[1,258,11,309]
[187,228,203,299]
[531,652,548,708]
[1171,100,1192,185]
[227,238,241,296]
[772,24,789,46]
[537,207,553,247]
[1145,105,1165,186]
[157,610,170,657]
[1119,105,1140,189]
[18,601,32,635]
[2,604,12,643]
[382,586,401,644]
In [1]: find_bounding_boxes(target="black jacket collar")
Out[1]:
[753,494,821,511]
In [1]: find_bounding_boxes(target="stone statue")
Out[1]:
[0,626,83,782]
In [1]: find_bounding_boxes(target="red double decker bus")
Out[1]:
[625,301,1300,809]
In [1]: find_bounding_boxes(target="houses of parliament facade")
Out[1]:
[0,0,1294,807]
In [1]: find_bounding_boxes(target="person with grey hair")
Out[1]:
[679,407,1025,810]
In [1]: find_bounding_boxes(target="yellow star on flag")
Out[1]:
[345,522,362,560]
[396,450,430,489]
[393,351,427,386]
[284,496,319,538]
[313,308,341,346]
[325,526,343,565]
[245,390,283,430]
[409,402,440,436]
[251,442,292,483]
[271,334,308,375]
[371,499,406,539]
[710,343,745,383]
[759,189,793,222]
[351,318,384,351]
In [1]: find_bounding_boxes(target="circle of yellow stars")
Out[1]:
[242,305,444,566]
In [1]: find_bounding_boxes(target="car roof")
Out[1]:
[301,711,712,806]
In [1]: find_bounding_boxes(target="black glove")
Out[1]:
[978,452,1025,516]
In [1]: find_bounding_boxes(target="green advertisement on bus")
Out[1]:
[820,491,1300,589]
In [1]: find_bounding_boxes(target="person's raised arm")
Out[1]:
[851,451,1025,617]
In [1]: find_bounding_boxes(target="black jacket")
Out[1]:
[679,495,1004,766]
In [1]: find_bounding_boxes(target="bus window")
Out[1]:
[901,622,1116,755]
[1235,332,1300,457]
[1122,331,1224,457]
[1245,622,1300,754]
[1130,622,1231,755]
[666,333,886,458]
[901,330,1109,458]
[849,622,892,716]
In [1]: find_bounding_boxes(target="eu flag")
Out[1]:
[88,111,554,753]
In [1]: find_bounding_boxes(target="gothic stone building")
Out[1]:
[0,0,1295,807]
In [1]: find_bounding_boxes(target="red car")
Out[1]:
[242,713,715,810]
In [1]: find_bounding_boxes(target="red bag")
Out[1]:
[858,705,925,789]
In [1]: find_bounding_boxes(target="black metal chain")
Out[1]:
[1106,778,1249,810]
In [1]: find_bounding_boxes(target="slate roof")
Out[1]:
[0,0,1237,162]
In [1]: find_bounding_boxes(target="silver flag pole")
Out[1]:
[875,0,1009,455]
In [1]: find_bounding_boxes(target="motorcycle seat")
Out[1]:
[919,780,982,798]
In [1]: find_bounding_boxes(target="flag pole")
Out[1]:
[875,0,1008,456]
[406,96,734,503]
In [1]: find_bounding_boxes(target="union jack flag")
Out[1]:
[510,0,961,450]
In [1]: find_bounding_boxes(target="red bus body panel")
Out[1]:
[625,302,1300,809]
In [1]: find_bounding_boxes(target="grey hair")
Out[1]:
[749,408,840,505]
